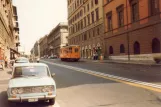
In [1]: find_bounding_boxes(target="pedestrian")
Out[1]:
[0,59,4,70]
[4,56,8,68]
[95,53,98,60]
[93,53,96,60]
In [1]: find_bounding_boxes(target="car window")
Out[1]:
[13,66,50,78]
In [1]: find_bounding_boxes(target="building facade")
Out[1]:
[104,0,161,61]
[11,5,20,59]
[47,22,68,57]
[67,0,104,59]
[33,41,40,58]
[39,35,48,57]
[0,0,20,60]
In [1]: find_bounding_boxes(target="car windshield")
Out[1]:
[13,66,50,78]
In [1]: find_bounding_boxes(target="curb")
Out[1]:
[81,59,161,66]
[103,61,161,66]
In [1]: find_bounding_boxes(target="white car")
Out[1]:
[15,57,30,63]
[7,63,56,105]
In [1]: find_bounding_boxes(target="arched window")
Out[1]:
[152,38,160,53]
[120,44,125,53]
[109,46,113,54]
[134,41,140,54]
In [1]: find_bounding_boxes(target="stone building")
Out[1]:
[33,41,40,58]
[67,0,104,59]
[47,22,68,57]
[0,0,20,60]
[103,0,161,61]
[39,35,48,57]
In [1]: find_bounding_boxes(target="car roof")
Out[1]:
[14,63,48,67]
[16,57,28,59]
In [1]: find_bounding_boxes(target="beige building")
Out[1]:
[47,22,68,57]
[0,0,20,60]
[67,0,104,59]
[39,35,48,57]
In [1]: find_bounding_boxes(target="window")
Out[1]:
[131,0,139,22]
[117,5,124,27]
[84,6,86,13]
[134,41,140,54]
[84,17,86,27]
[120,44,125,53]
[77,0,79,6]
[95,0,98,5]
[150,0,159,15]
[81,20,83,29]
[13,66,49,78]
[80,0,83,4]
[88,31,91,38]
[69,47,72,53]
[87,4,90,11]
[75,2,76,9]
[75,24,77,32]
[93,29,95,37]
[78,22,80,30]
[87,14,90,25]
[109,46,113,54]
[91,11,94,23]
[84,33,87,40]
[152,38,160,53]
[95,8,99,21]
[75,48,79,53]
[106,12,112,30]
[91,0,94,7]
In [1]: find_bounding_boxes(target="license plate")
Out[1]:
[28,98,38,102]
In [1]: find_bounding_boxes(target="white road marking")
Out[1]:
[42,60,161,90]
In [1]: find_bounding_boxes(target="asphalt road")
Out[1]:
[43,59,161,84]
[0,59,161,107]
[45,59,161,107]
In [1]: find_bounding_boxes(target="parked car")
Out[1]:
[15,57,30,63]
[7,63,56,105]
[49,55,58,59]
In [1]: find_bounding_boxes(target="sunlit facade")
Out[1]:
[103,0,161,61]
[0,0,20,60]
[67,0,105,59]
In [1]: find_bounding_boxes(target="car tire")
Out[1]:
[49,98,55,105]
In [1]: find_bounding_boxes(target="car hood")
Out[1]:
[9,77,56,88]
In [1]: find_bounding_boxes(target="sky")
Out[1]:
[12,0,68,55]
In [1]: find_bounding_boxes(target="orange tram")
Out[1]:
[60,45,80,62]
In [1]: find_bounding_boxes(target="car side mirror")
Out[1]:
[51,73,55,77]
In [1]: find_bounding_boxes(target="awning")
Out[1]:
[10,48,19,54]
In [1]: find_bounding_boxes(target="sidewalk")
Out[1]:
[81,59,161,66]
[0,68,12,80]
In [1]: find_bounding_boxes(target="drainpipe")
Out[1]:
[102,0,106,59]
[126,0,130,61]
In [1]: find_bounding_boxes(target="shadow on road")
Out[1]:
[0,91,52,107]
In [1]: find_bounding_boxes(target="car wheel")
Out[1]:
[49,98,55,105]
